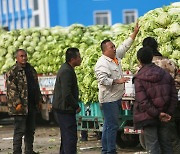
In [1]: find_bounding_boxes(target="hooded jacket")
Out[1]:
[133,63,178,129]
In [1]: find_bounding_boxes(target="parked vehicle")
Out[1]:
[0,74,56,120]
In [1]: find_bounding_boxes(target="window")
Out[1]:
[94,11,111,25]
[21,0,27,10]
[34,14,39,26]
[27,0,49,27]
[32,0,40,27]
[15,0,20,12]
[33,0,38,10]
[16,18,21,29]
[28,0,33,9]
[123,10,137,24]
[2,0,7,14]
[23,17,28,28]
[10,19,14,29]
[8,0,14,13]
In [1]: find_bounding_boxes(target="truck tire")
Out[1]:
[116,130,139,148]
[139,133,146,149]
[95,131,102,140]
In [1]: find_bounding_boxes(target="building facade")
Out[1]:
[0,0,49,30]
[0,0,178,30]
[49,0,178,27]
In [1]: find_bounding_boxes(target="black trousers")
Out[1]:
[170,119,180,154]
[13,109,36,154]
[55,111,77,154]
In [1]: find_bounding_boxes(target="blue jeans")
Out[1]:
[143,122,173,154]
[101,100,121,154]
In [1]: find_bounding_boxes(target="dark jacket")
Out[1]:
[52,62,79,114]
[6,62,42,115]
[133,63,178,129]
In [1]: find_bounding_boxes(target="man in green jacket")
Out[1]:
[6,49,42,154]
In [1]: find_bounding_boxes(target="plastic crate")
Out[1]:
[76,102,103,131]
[76,101,134,131]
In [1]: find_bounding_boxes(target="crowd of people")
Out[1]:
[6,22,179,154]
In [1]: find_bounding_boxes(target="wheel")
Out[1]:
[95,131,102,140]
[139,132,146,149]
[116,130,139,148]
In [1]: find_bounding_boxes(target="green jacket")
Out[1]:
[6,62,42,115]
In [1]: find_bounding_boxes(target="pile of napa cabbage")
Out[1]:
[0,2,179,103]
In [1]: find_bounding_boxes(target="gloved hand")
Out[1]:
[16,104,22,112]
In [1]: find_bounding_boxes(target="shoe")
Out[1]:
[32,151,39,154]
[25,150,39,154]
[80,137,88,141]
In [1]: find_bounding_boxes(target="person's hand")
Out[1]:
[113,77,130,84]
[130,21,140,40]
[159,112,171,122]
[134,22,140,34]
[16,104,22,112]
[76,107,81,114]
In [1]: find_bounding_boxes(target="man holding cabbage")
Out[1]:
[95,23,139,154]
